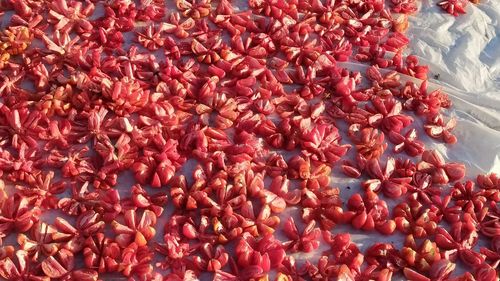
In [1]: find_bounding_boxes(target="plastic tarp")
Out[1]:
[406,1,500,174]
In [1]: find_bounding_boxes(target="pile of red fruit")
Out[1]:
[0,0,498,280]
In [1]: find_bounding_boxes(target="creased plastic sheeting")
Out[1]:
[408,0,500,94]
[406,1,500,173]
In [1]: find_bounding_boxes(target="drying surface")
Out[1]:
[0,0,499,280]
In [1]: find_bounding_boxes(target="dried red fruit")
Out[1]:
[132,138,185,187]
[349,125,388,160]
[155,233,192,272]
[0,106,42,149]
[363,157,412,198]
[407,172,441,204]
[344,191,395,234]
[235,233,286,273]
[435,220,483,267]
[162,12,195,38]
[282,217,320,253]
[365,97,414,133]
[17,222,59,261]
[391,0,418,14]
[417,150,466,184]
[239,203,279,237]
[393,13,409,32]
[480,236,500,269]
[477,173,500,190]
[111,209,157,247]
[389,128,425,156]
[365,243,405,272]
[424,114,458,144]
[438,0,468,16]
[402,235,441,273]
[393,199,440,238]
[0,250,46,279]
[125,184,168,216]
[0,26,32,57]
[177,0,211,19]
[288,155,331,189]
[83,233,121,273]
[16,171,66,209]
[41,248,74,278]
[72,269,99,281]
[322,232,364,273]
[52,217,86,253]
[300,121,350,163]
[193,243,229,272]
[120,242,154,278]
[0,0,493,280]
[0,193,40,237]
[301,187,343,230]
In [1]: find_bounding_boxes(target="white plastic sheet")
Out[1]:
[406,1,500,173]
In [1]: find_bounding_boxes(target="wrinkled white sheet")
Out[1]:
[407,0,500,173]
